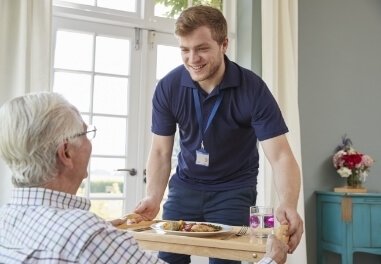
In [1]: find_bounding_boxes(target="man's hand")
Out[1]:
[276,205,304,253]
[108,213,142,227]
[264,234,289,264]
[133,197,161,221]
[109,218,127,227]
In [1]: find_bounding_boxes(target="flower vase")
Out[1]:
[334,172,367,193]
[347,173,363,188]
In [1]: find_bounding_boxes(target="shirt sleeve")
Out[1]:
[257,257,277,264]
[151,80,177,136]
[250,80,288,141]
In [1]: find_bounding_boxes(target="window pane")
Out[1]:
[196,0,223,10]
[154,3,182,19]
[60,0,95,5]
[95,36,130,75]
[90,200,124,220]
[91,116,126,156]
[53,72,91,112]
[54,31,93,71]
[93,75,128,115]
[88,157,125,220]
[61,0,95,5]
[154,1,223,18]
[89,157,125,194]
[156,45,182,79]
[97,0,136,12]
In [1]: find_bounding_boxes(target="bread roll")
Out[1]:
[276,224,290,244]
[123,213,141,220]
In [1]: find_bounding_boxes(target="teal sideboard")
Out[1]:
[316,191,381,264]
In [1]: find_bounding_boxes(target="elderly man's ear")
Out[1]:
[57,142,74,169]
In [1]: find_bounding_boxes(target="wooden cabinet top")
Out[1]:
[315,191,381,197]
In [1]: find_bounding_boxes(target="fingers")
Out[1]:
[134,200,151,219]
[123,213,141,220]
[133,198,161,221]
[109,218,127,227]
[287,221,304,253]
[111,213,142,228]
[134,200,143,211]
[275,206,304,254]
[284,219,303,253]
[122,213,144,224]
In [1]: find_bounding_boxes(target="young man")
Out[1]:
[0,92,166,264]
[134,5,303,264]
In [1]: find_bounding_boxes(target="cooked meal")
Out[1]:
[162,220,222,232]
[163,220,187,231]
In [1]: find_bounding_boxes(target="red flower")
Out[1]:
[342,153,363,169]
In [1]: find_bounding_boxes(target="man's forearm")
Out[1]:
[145,153,172,200]
[274,157,301,208]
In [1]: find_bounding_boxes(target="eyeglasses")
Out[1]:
[71,125,97,140]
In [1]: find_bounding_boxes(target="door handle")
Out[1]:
[115,168,137,176]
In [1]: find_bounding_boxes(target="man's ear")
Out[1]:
[221,38,228,53]
[57,142,74,169]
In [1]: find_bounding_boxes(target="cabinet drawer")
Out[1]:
[353,197,381,205]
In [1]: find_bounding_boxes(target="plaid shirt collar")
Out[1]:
[9,187,91,211]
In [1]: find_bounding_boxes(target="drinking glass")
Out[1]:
[249,206,274,238]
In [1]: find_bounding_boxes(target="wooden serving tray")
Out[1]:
[131,225,266,262]
[115,218,288,262]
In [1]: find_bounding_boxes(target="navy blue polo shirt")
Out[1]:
[151,56,288,191]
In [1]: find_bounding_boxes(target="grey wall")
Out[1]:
[300,0,381,263]
[238,0,381,263]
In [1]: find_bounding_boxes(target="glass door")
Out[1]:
[51,17,181,220]
[52,17,144,220]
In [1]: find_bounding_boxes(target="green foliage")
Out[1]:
[155,0,223,18]
[80,181,123,193]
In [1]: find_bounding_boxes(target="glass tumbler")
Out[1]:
[249,206,274,238]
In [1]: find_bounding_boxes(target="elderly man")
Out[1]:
[0,92,288,264]
[0,92,165,263]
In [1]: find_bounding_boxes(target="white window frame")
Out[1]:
[53,0,237,59]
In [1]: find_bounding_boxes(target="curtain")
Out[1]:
[0,0,52,206]
[260,0,307,263]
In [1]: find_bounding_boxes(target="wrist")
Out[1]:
[262,256,277,264]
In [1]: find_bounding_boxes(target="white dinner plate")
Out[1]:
[150,221,232,237]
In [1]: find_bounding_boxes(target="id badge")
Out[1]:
[196,149,209,167]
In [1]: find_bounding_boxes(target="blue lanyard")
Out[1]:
[193,89,225,138]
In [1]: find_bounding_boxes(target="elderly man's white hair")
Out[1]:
[0,92,84,187]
